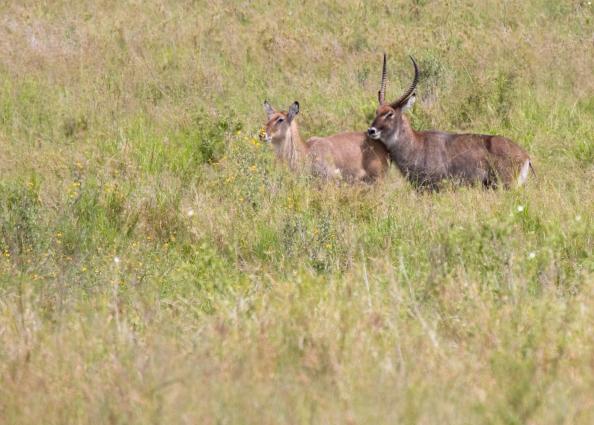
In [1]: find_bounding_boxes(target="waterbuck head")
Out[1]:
[262,100,300,145]
[367,54,419,148]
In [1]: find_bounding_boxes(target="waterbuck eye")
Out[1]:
[385,112,394,119]
[276,117,284,124]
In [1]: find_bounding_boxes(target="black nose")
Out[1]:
[367,127,377,136]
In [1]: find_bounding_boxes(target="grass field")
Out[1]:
[0,1,593,423]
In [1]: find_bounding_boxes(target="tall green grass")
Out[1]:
[0,0,593,423]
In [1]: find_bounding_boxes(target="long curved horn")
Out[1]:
[392,56,419,108]
[377,53,387,104]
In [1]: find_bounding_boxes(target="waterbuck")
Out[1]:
[367,54,534,189]
[262,100,389,183]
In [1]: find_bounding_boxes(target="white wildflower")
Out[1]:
[187,209,195,217]
[528,252,536,260]
[517,205,525,212]
[114,256,121,264]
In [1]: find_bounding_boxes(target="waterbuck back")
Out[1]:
[367,54,533,189]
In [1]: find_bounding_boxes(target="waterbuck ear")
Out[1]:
[263,100,275,119]
[287,101,300,123]
[402,93,416,112]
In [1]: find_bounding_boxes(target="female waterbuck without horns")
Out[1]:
[367,54,534,189]
[262,100,389,183]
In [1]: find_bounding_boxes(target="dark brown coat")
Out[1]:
[368,55,533,189]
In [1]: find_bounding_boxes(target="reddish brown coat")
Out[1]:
[263,101,389,183]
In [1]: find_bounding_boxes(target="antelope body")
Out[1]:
[368,55,534,189]
[263,101,389,183]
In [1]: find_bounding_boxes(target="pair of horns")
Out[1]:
[378,54,419,107]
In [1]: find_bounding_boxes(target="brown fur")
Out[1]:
[263,101,389,183]
[368,56,533,189]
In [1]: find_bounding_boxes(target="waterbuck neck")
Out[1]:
[385,114,421,173]
[279,120,308,171]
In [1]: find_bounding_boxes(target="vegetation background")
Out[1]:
[0,0,593,423]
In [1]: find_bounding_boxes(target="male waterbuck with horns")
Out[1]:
[262,100,389,183]
[367,54,534,189]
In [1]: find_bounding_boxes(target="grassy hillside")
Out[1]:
[0,0,593,423]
